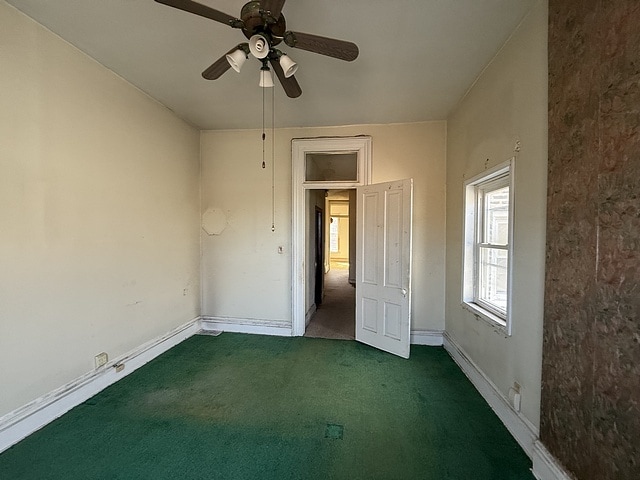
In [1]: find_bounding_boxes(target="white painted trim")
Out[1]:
[410,330,444,346]
[443,331,538,458]
[292,136,372,337]
[0,317,201,454]
[200,316,292,337]
[532,440,573,480]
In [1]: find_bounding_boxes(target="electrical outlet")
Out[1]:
[95,352,108,369]
[508,382,522,412]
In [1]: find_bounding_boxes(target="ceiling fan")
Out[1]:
[155,0,359,98]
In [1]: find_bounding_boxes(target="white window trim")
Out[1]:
[461,158,515,336]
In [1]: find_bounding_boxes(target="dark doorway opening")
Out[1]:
[314,207,324,307]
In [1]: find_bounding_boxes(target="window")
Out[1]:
[305,153,358,182]
[330,217,340,252]
[462,159,514,334]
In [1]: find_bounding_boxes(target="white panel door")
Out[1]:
[355,179,413,358]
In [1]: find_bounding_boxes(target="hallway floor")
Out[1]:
[304,263,355,340]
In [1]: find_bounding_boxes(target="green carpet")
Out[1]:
[0,334,534,479]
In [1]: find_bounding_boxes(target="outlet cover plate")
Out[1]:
[95,352,108,368]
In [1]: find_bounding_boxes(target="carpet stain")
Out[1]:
[325,424,344,440]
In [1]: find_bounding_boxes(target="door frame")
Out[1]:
[291,136,372,336]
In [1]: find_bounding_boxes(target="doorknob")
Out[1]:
[401,288,407,297]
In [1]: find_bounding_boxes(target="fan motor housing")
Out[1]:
[240,1,285,44]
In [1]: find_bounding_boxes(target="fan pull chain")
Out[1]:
[261,86,266,169]
[271,86,275,232]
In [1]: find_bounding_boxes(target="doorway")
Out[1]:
[292,137,414,358]
[305,190,356,340]
[291,136,371,337]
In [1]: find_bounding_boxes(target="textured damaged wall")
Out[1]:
[542,1,640,478]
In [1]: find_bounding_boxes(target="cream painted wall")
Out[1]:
[0,4,200,416]
[445,0,548,429]
[200,122,446,331]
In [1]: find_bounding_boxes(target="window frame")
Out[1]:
[462,159,515,335]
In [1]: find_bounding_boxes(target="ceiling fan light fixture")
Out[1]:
[157,0,359,98]
[259,66,274,88]
[226,48,248,73]
[249,34,270,59]
[279,54,298,78]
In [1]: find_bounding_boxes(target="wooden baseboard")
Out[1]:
[444,332,572,479]
[0,317,201,454]
[443,332,538,458]
[410,330,444,345]
[531,440,573,480]
[200,316,292,337]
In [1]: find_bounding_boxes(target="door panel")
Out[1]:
[361,192,379,284]
[383,301,402,340]
[355,179,413,358]
[362,298,378,332]
[385,189,403,288]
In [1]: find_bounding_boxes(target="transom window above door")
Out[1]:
[293,136,372,189]
[305,152,358,182]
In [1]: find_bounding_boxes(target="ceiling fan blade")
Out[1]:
[155,0,241,28]
[283,31,359,61]
[202,50,235,80]
[260,0,286,21]
[269,57,302,98]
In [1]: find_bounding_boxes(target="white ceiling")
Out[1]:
[6,0,537,130]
